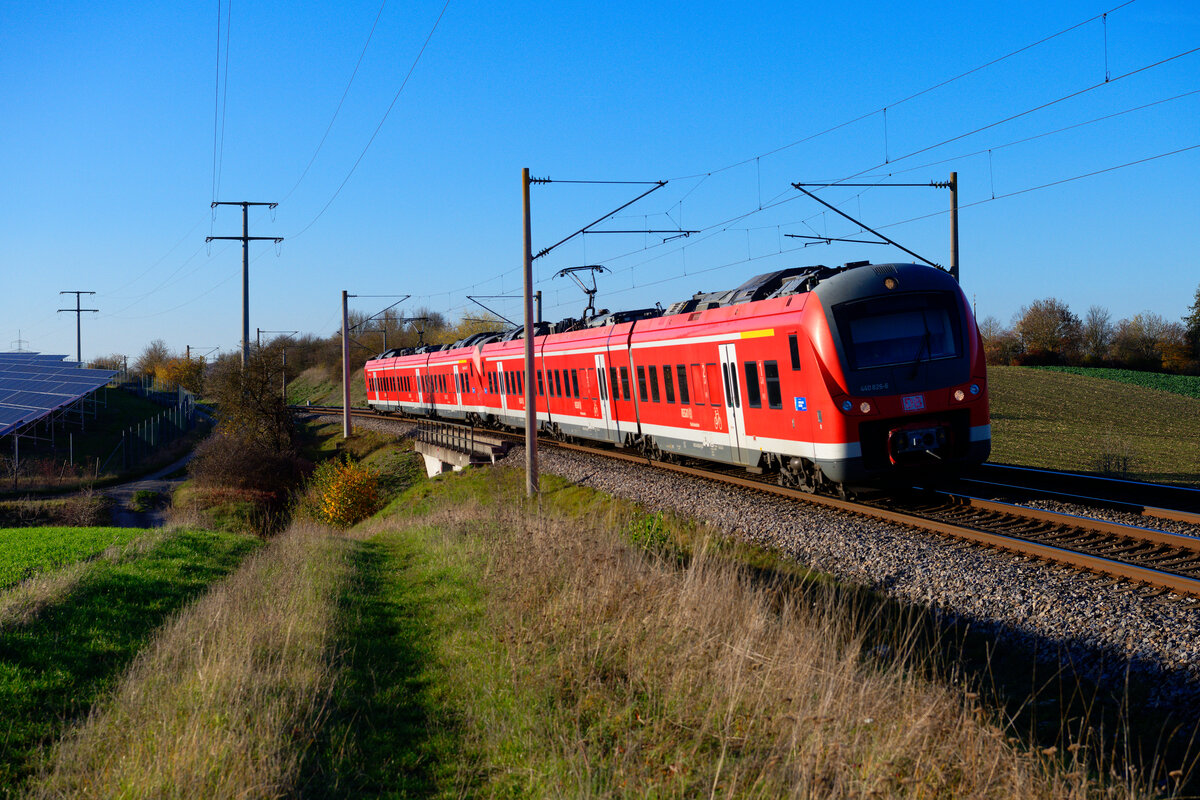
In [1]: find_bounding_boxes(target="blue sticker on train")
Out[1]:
[795,397,807,412]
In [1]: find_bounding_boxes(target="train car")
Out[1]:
[365,261,990,493]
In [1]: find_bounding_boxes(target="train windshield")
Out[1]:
[833,292,961,371]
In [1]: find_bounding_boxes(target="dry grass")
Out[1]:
[371,483,1150,798]
[0,529,169,629]
[30,521,351,799]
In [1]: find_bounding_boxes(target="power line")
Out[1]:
[842,86,1200,181]
[211,0,233,215]
[280,0,388,205]
[666,0,1141,181]
[288,0,451,239]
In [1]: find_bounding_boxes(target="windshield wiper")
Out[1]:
[909,318,932,379]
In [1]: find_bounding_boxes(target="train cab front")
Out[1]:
[806,262,990,487]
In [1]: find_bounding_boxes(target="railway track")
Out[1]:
[948,462,1200,525]
[299,405,1200,600]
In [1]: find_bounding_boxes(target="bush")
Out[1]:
[297,458,382,529]
[130,490,160,512]
[188,432,310,499]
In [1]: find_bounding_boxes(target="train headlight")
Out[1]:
[859,401,872,414]
[953,389,966,402]
[842,399,853,412]
[884,277,898,290]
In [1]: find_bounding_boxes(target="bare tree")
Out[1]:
[133,339,171,378]
[1013,298,1082,364]
[1081,305,1113,363]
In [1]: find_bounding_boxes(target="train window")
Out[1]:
[663,365,675,403]
[834,291,962,371]
[637,366,648,402]
[705,363,722,406]
[537,371,544,396]
[518,372,524,395]
[721,364,731,407]
[788,334,801,371]
[690,364,704,405]
[554,370,562,397]
[598,367,608,400]
[764,361,782,409]
[571,370,579,398]
[743,362,762,408]
[676,365,690,404]
[619,367,631,400]
[648,365,661,402]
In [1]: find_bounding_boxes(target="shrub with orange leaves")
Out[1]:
[300,458,382,529]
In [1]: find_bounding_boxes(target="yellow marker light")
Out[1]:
[859,401,872,413]
[884,277,898,290]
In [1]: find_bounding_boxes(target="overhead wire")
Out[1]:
[288,0,451,240]
[664,0,1141,182]
[279,0,388,205]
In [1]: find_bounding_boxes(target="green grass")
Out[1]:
[286,366,368,408]
[0,527,140,589]
[1033,366,1200,399]
[319,466,1183,797]
[299,527,483,797]
[0,529,261,796]
[988,365,1200,484]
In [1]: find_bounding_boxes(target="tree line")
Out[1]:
[96,306,508,393]
[980,285,1200,373]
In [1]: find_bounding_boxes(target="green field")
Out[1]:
[988,365,1200,485]
[0,527,140,589]
[0,529,260,795]
[1033,366,1200,399]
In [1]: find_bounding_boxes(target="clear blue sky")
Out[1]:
[1,0,1197,361]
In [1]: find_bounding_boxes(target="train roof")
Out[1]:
[369,262,954,362]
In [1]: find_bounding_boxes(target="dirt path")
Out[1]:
[102,453,194,528]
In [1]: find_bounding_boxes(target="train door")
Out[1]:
[452,364,463,408]
[594,353,615,443]
[496,362,508,415]
[718,343,747,459]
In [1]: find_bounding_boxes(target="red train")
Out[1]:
[364,262,990,493]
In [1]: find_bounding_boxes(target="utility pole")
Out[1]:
[948,171,960,283]
[342,290,352,439]
[522,168,538,497]
[57,291,97,364]
[206,201,282,367]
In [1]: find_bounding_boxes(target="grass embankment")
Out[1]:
[287,365,367,407]
[0,528,260,796]
[988,365,1200,484]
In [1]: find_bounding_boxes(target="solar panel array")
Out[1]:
[0,353,119,437]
